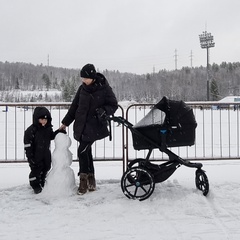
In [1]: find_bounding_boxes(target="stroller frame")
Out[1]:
[109,99,209,201]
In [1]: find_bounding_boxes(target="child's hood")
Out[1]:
[33,107,52,126]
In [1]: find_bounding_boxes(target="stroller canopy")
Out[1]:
[134,96,197,129]
[155,96,197,129]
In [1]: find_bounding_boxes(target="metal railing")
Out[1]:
[125,102,240,164]
[0,103,125,165]
[1,101,240,170]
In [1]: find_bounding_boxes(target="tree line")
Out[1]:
[0,61,240,102]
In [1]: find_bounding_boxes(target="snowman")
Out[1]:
[42,133,77,197]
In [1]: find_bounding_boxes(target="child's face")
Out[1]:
[39,118,48,126]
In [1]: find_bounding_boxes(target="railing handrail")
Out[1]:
[1,100,240,106]
[0,102,71,106]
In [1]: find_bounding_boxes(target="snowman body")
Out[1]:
[43,133,77,197]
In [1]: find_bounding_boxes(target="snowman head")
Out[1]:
[54,133,71,149]
[52,133,73,168]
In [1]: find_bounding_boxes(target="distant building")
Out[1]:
[218,96,240,103]
[218,96,240,110]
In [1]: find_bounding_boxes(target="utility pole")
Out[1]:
[174,49,178,70]
[190,50,193,68]
[199,31,215,100]
[153,65,155,74]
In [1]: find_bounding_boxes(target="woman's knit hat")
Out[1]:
[80,63,97,79]
[38,115,48,119]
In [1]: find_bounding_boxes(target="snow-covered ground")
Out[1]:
[1,159,240,240]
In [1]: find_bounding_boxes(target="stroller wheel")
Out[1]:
[121,167,155,201]
[127,159,147,185]
[195,169,209,196]
[128,158,146,169]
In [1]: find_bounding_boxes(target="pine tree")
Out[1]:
[15,78,20,89]
[62,80,71,102]
[210,79,219,101]
[69,76,77,100]
[42,73,51,90]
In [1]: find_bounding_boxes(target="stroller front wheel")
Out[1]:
[121,167,155,201]
[195,169,209,196]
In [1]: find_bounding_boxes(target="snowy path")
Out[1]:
[1,161,240,240]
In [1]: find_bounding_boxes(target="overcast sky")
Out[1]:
[0,0,240,74]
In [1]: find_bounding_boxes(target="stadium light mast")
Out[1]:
[199,31,215,101]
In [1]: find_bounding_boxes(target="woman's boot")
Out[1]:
[77,173,88,195]
[88,173,96,191]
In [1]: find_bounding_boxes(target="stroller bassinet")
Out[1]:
[132,96,197,150]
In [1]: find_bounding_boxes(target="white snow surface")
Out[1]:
[1,157,240,239]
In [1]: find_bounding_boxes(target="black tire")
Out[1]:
[127,159,147,184]
[195,169,209,196]
[121,167,155,201]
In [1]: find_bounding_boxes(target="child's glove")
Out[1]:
[58,129,67,134]
[54,129,67,137]
[96,108,107,120]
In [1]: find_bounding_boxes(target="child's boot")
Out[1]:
[29,173,42,194]
[33,186,42,194]
[40,172,47,188]
[77,173,88,195]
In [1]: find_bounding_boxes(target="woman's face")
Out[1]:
[81,78,94,85]
[39,118,47,126]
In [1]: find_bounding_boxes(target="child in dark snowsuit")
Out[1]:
[24,106,64,194]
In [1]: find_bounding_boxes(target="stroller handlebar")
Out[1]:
[107,115,133,128]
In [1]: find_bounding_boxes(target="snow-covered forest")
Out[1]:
[1,61,240,102]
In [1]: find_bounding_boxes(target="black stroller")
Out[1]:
[109,96,209,201]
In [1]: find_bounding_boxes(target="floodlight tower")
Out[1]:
[199,31,215,100]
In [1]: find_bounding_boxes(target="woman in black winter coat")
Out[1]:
[24,106,62,194]
[60,63,118,195]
